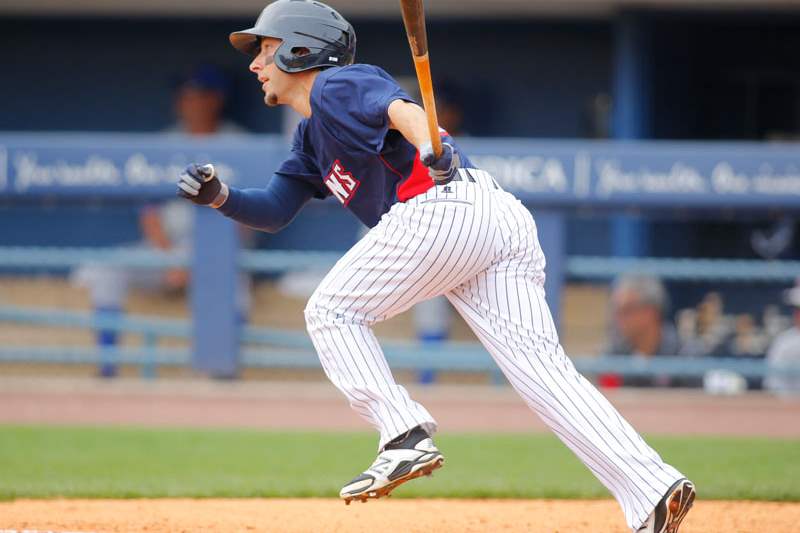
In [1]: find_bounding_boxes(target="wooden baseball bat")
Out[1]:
[399,0,442,159]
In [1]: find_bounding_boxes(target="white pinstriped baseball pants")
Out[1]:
[304,169,684,531]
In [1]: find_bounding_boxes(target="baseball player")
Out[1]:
[177,1,695,531]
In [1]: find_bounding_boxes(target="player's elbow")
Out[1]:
[253,210,298,233]
[387,99,428,149]
[250,219,286,234]
[387,99,424,124]
[260,223,286,234]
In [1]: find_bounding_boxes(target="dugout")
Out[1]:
[1,2,799,258]
[0,134,798,377]
[1,1,800,376]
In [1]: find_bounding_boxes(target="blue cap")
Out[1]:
[177,64,231,96]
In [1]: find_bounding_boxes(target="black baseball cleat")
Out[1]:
[340,426,444,505]
[637,478,696,533]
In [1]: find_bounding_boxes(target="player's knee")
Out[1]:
[304,291,333,330]
[304,291,365,331]
[303,300,318,328]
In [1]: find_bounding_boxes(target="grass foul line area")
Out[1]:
[1,426,798,501]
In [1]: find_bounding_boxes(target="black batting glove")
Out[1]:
[420,141,459,183]
[177,164,225,206]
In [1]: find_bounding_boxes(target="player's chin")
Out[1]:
[265,92,280,107]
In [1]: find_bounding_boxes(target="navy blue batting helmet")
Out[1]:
[230,0,356,73]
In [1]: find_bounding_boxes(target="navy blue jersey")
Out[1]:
[275,64,472,228]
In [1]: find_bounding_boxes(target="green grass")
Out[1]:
[0,426,798,501]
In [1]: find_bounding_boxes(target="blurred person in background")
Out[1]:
[605,274,681,358]
[693,292,733,357]
[765,281,800,396]
[72,65,249,377]
[725,314,767,358]
[677,291,769,360]
[165,64,246,136]
[604,274,683,387]
[71,202,197,377]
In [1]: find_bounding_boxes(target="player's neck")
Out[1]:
[285,70,321,118]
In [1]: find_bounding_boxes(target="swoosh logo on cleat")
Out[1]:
[370,457,392,474]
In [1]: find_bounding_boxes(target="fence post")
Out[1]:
[612,12,652,257]
[141,332,157,380]
[533,209,566,331]
[191,207,240,378]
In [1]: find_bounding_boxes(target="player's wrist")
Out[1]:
[210,182,229,208]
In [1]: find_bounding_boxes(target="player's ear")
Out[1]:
[292,47,311,57]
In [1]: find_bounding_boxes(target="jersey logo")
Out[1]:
[325,160,361,205]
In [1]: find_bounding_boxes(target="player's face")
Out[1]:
[612,289,655,340]
[249,37,288,107]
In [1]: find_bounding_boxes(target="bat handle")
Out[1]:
[428,117,443,159]
[412,53,443,159]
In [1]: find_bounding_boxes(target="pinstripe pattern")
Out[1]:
[304,169,683,531]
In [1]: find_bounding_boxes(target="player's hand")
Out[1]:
[164,268,189,291]
[420,142,459,184]
[177,164,228,207]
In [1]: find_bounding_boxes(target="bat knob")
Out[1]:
[198,164,216,181]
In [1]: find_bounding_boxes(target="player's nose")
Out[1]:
[249,51,269,72]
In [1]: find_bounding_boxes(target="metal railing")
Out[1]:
[2,247,799,380]
[2,305,798,381]
[3,246,800,281]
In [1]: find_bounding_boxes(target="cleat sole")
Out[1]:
[341,455,444,505]
[665,480,696,533]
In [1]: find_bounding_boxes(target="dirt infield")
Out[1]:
[2,378,799,532]
[2,498,799,532]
